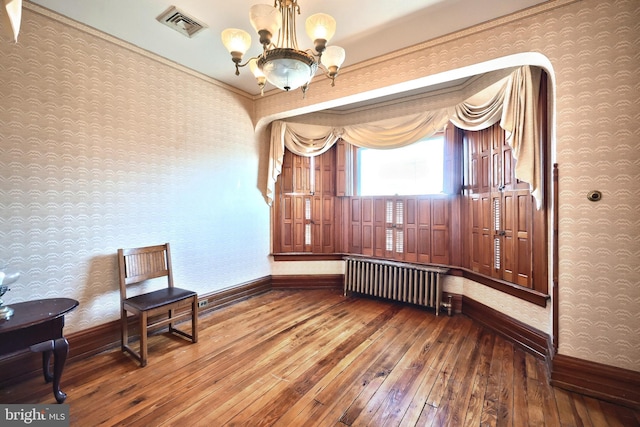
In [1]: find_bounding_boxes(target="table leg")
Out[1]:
[30,340,54,383]
[42,349,53,382]
[30,338,69,403]
[51,337,69,403]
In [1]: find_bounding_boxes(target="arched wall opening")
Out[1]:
[259,53,558,345]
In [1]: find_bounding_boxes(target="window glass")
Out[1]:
[358,136,444,196]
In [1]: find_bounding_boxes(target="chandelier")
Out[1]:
[221,1,346,96]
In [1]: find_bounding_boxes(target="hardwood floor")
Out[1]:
[2,289,639,426]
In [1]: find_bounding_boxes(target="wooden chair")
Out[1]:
[117,243,198,367]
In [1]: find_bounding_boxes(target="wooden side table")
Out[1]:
[0,298,79,403]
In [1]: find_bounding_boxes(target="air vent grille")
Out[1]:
[156,6,207,38]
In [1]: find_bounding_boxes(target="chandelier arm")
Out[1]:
[313,60,340,86]
[233,55,262,76]
[304,49,322,60]
[263,42,277,53]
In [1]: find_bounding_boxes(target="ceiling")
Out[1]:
[29,0,547,97]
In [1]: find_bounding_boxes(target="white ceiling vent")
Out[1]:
[156,6,207,38]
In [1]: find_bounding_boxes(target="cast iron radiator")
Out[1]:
[344,256,449,315]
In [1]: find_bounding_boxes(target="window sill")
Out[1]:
[451,268,550,307]
[272,253,346,261]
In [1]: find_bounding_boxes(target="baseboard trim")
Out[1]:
[462,296,553,368]
[551,354,640,409]
[197,276,272,314]
[271,274,343,290]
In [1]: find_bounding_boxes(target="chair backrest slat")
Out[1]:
[118,243,175,301]
[124,252,168,283]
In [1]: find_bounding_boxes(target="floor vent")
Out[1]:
[156,6,207,38]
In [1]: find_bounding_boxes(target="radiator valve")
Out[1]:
[441,294,453,316]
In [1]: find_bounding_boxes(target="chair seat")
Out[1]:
[124,287,196,311]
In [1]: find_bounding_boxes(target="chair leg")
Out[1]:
[192,297,199,343]
[139,311,148,367]
[168,308,175,333]
[121,308,128,351]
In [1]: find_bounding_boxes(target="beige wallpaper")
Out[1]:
[0,6,271,333]
[1,0,638,375]
[257,0,640,372]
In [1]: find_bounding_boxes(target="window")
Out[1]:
[357,136,444,196]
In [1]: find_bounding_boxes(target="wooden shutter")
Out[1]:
[394,199,404,259]
[335,139,354,197]
[404,198,418,263]
[431,197,450,265]
[462,121,541,290]
[373,197,386,258]
[361,197,374,256]
[417,197,431,264]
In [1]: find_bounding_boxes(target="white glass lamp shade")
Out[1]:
[305,13,336,43]
[259,48,317,91]
[221,28,251,55]
[249,58,267,94]
[249,4,281,38]
[320,45,346,69]
[249,58,265,79]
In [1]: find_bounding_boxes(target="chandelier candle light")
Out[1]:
[221,0,346,96]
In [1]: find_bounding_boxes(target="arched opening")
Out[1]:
[262,53,557,349]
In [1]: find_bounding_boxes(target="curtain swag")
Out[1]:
[266,65,543,209]
[1,0,22,42]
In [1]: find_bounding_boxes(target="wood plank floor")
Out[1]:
[2,289,639,426]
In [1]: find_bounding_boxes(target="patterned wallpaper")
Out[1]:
[0,0,638,374]
[256,0,640,372]
[0,6,271,333]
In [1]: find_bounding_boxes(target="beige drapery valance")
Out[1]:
[1,0,22,42]
[266,65,542,208]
